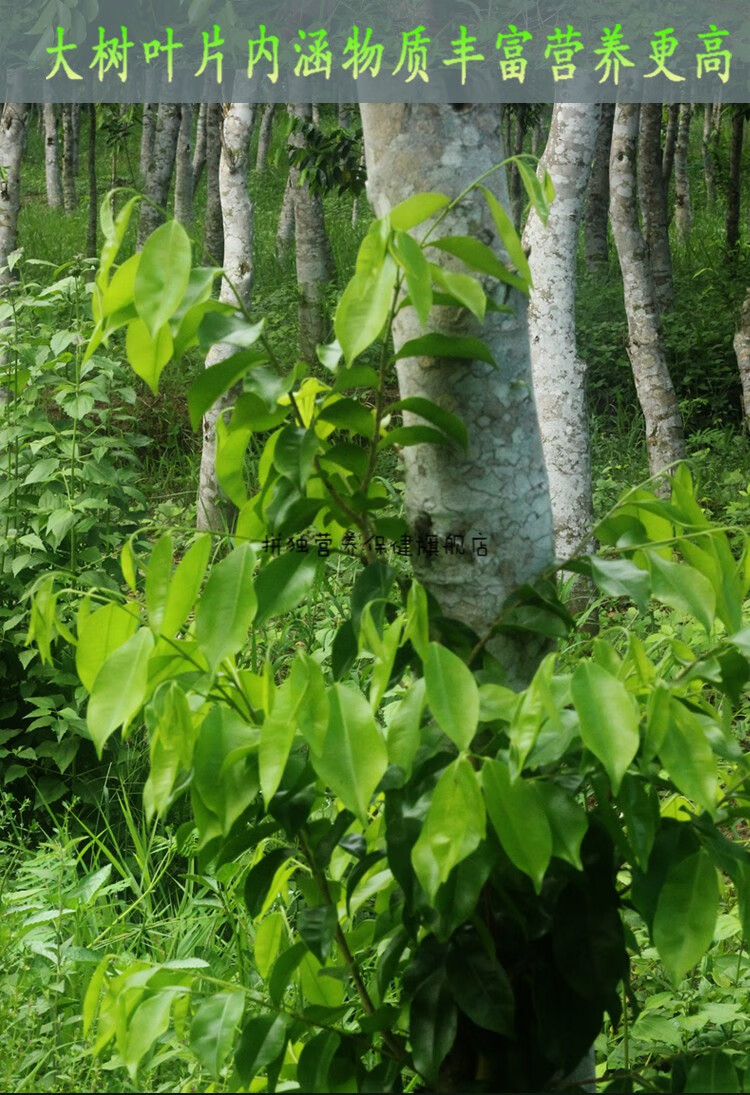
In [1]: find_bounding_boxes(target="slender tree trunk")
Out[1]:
[638,104,674,312]
[360,104,555,688]
[276,172,296,254]
[203,102,224,264]
[311,104,320,128]
[662,104,679,189]
[702,103,716,204]
[523,103,600,561]
[673,104,692,239]
[734,287,750,427]
[0,103,28,288]
[140,103,156,185]
[61,103,77,213]
[43,103,62,210]
[174,103,194,226]
[70,103,81,177]
[255,103,275,170]
[610,104,685,483]
[192,103,207,197]
[137,102,180,248]
[289,104,334,361]
[197,104,255,532]
[86,104,97,261]
[338,103,352,130]
[727,107,744,253]
[584,103,614,273]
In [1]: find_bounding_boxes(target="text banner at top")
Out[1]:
[2,0,749,102]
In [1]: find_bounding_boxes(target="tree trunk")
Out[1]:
[338,103,352,131]
[734,287,750,427]
[523,103,600,561]
[289,103,334,361]
[140,103,156,185]
[584,103,614,273]
[702,103,716,204]
[727,107,744,253]
[0,104,28,288]
[360,104,555,687]
[137,102,180,248]
[70,103,81,177]
[43,103,62,210]
[203,103,224,264]
[61,103,77,213]
[255,103,275,170]
[610,104,685,483]
[673,104,692,239]
[661,104,679,189]
[276,172,296,254]
[192,103,207,196]
[86,104,97,261]
[197,104,255,532]
[638,104,674,312]
[509,106,527,228]
[311,104,320,128]
[174,103,194,226]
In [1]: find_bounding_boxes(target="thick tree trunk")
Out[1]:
[43,103,62,210]
[61,103,77,213]
[702,103,716,204]
[197,104,255,532]
[360,104,555,687]
[137,102,180,248]
[727,107,744,253]
[140,103,156,185]
[673,104,692,239]
[174,103,194,226]
[86,104,97,261]
[203,103,224,264]
[610,104,685,483]
[584,103,614,273]
[734,287,750,427]
[255,103,275,170]
[0,103,28,288]
[662,104,679,189]
[523,103,600,561]
[192,103,207,196]
[289,104,334,361]
[638,104,674,312]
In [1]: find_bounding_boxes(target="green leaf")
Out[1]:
[125,319,173,395]
[588,555,651,611]
[254,551,319,628]
[515,157,552,222]
[410,970,457,1085]
[391,396,467,450]
[536,783,588,870]
[215,418,251,507]
[648,553,716,634]
[194,544,257,671]
[244,849,295,919]
[659,700,719,815]
[254,912,285,981]
[101,252,140,317]
[97,194,140,290]
[145,534,173,635]
[389,192,450,230]
[431,234,526,291]
[76,601,140,692]
[87,629,155,756]
[268,942,307,1006]
[377,424,453,451]
[386,678,426,780]
[273,425,320,490]
[297,1030,340,1092]
[309,683,387,823]
[482,759,552,893]
[394,332,496,366]
[188,349,269,430]
[190,992,245,1079]
[316,397,375,438]
[260,655,328,805]
[430,265,486,320]
[390,229,432,327]
[135,219,192,337]
[685,1052,739,1093]
[479,185,532,287]
[160,535,211,638]
[571,662,640,794]
[424,642,479,751]
[123,991,174,1079]
[446,930,514,1035]
[411,756,485,900]
[234,1013,288,1085]
[197,312,264,351]
[653,850,720,984]
[334,254,397,365]
[298,906,338,965]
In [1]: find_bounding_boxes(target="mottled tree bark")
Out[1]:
[361,104,555,687]
[192,103,207,196]
[662,104,679,189]
[203,103,224,264]
[43,103,62,210]
[673,104,692,239]
[702,103,716,204]
[523,103,600,560]
[610,104,685,483]
[174,103,194,226]
[276,172,295,254]
[197,104,255,532]
[734,287,750,427]
[61,103,77,213]
[0,103,28,287]
[139,103,155,185]
[638,104,673,312]
[255,103,275,170]
[727,106,744,253]
[289,103,334,361]
[137,102,180,248]
[584,103,614,273]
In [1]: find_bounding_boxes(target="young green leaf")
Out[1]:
[411,756,486,900]
[87,628,155,756]
[309,683,387,823]
[482,759,552,893]
[653,850,719,984]
[190,992,245,1079]
[134,219,192,337]
[424,642,479,750]
[389,191,450,230]
[194,543,257,671]
[571,662,640,794]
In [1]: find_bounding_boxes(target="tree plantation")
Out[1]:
[2,100,750,1094]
